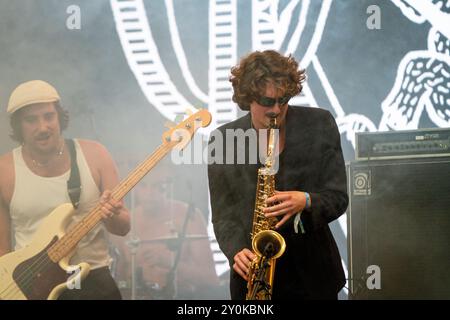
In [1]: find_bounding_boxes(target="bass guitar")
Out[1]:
[0,109,211,299]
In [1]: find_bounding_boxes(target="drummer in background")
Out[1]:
[110,161,220,299]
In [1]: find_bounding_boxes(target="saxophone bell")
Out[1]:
[252,230,286,260]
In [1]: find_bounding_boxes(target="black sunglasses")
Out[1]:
[257,95,290,107]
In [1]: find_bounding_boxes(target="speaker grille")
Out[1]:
[348,158,450,299]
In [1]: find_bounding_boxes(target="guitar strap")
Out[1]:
[66,139,82,209]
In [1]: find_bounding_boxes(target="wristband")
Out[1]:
[304,192,311,209]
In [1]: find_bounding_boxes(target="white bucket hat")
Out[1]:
[7,80,60,115]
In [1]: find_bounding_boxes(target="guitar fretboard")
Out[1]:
[47,142,177,262]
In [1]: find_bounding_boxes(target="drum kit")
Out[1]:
[111,178,212,300]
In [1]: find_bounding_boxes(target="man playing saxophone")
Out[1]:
[208,50,348,300]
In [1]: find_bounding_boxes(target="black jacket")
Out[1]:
[208,106,348,299]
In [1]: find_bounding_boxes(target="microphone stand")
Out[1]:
[163,181,195,299]
[126,188,140,300]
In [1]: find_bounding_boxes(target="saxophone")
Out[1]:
[246,118,286,300]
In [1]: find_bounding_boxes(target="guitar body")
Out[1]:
[0,203,90,300]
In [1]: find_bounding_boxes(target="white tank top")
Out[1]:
[9,139,111,269]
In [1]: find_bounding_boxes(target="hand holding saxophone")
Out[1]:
[233,248,256,281]
[263,190,307,229]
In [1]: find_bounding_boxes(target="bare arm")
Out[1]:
[0,187,11,257]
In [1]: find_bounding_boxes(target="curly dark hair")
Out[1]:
[229,50,306,111]
[9,102,69,143]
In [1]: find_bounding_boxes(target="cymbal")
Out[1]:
[138,234,210,245]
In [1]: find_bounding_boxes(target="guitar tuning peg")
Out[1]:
[164,121,176,129]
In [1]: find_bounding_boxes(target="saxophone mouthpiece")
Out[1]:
[268,117,277,129]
